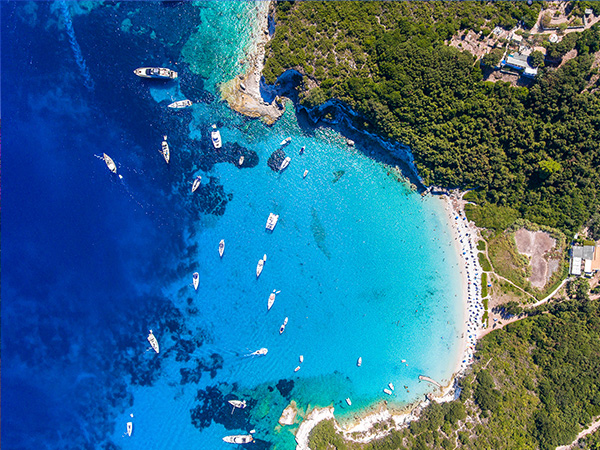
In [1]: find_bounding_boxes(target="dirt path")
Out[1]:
[556,416,600,450]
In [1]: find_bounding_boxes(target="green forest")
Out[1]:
[263,1,600,236]
[307,299,600,450]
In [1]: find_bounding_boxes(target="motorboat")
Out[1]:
[384,388,392,395]
[249,348,268,356]
[228,399,247,409]
[357,357,362,367]
[279,317,288,334]
[280,137,291,146]
[219,239,225,258]
[388,382,395,391]
[299,145,305,155]
[168,99,192,108]
[299,355,304,363]
[193,272,199,290]
[222,434,254,444]
[161,136,170,164]
[103,153,117,174]
[303,169,308,178]
[211,124,222,149]
[294,366,300,372]
[126,422,133,437]
[147,330,160,353]
[134,67,177,79]
[279,157,291,171]
[266,213,279,231]
[263,253,267,262]
[191,176,202,192]
[239,155,244,166]
[268,289,280,310]
[345,398,352,406]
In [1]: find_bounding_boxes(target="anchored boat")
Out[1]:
[134,67,177,79]
[219,239,225,258]
[266,213,279,231]
[279,317,288,334]
[191,176,202,193]
[103,153,117,174]
[168,99,192,108]
[211,124,222,149]
[222,434,254,444]
[160,136,170,164]
[147,330,160,353]
[193,272,199,291]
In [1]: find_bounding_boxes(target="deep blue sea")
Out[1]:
[2,2,463,449]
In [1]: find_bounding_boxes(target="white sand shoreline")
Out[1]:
[293,190,485,449]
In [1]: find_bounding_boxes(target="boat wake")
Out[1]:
[58,1,95,91]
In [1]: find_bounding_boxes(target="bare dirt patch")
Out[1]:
[514,229,556,289]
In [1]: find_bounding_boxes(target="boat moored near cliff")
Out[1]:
[168,99,192,109]
[222,434,254,444]
[134,67,177,79]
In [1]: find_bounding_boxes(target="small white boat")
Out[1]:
[103,153,117,174]
[191,176,202,193]
[134,67,177,79]
[239,156,244,166]
[299,355,304,363]
[268,290,280,310]
[345,398,352,406]
[249,348,268,356]
[222,434,254,444]
[168,99,192,109]
[280,137,291,146]
[263,254,267,262]
[357,357,362,367]
[228,399,247,409]
[211,124,222,149]
[126,421,133,437]
[299,146,305,155]
[294,366,301,372]
[388,382,395,391]
[219,239,225,258]
[266,213,279,231]
[401,359,406,363]
[147,330,160,353]
[193,272,199,291]
[279,156,291,171]
[256,259,264,278]
[303,169,308,178]
[384,388,392,395]
[279,317,288,334]
[161,136,170,164]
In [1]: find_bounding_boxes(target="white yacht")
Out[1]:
[191,176,202,193]
[147,330,160,353]
[345,398,352,406]
[279,317,288,334]
[161,136,170,164]
[299,355,304,363]
[126,422,133,437]
[280,137,291,146]
[134,67,177,79]
[256,256,265,278]
[222,434,254,444]
[168,99,192,108]
[279,157,291,171]
[294,366,301,372]
[219,239,225,258]
[193,272,199,290]
[228,399,247,409]
[388,382,395,391]
[266,213,279,231]
[103,153,117,174]
[384,388,392,395]
[303,169,308,178]
[268,289,280,310]
[357,357,362,367]
[239,155,244,166]
[249,348,268,356]
[211,124,222,149]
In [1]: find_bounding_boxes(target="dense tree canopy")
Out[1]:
[264,1,600,235]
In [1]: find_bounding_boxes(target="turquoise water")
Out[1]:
[3,2,463,449]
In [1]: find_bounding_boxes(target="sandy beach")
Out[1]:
[292,190,485,449]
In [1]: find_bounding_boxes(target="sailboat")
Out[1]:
[279,317,288,334]
[256,255,266,278]
[126,422,133,437]
[147,330,160,353]
[219,239,225,258]
[103,153,117,174]
[191,176,202,192]
[160,136,170,164]
[193,272,199,290]
[228,399,247,409]
[357,357,362,367]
